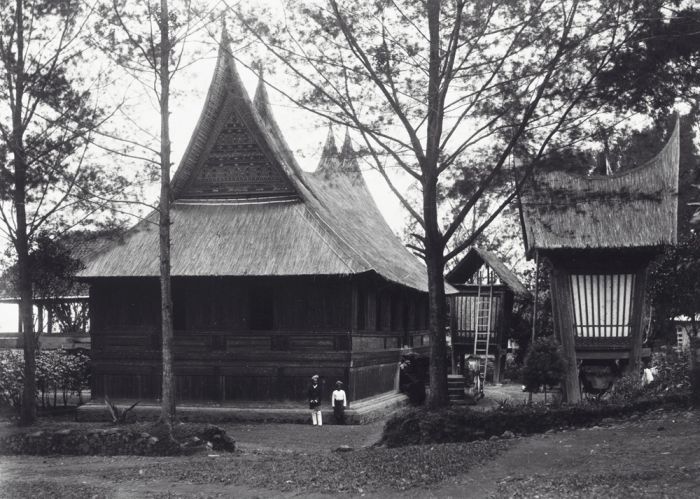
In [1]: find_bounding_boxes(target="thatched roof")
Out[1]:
[446,247,530,299]
[520,118,680,255]
[79,33,430,292]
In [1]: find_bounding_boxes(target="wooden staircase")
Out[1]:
[448,374,466,404]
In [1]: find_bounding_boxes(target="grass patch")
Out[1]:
[104,440,508,494]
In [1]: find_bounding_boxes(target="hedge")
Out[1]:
[381,393,691,448]
[0,422,236,456]
[0,349,90,411]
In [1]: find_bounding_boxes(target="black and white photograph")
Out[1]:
[0,0,698,497]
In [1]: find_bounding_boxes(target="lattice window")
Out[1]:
[570,274,635,338]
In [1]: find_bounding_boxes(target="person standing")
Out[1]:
[331,381,347,425]
[308,374,322,426]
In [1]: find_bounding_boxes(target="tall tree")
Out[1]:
[96,0,209,424]
[0,0,131,425]
[233,0,661,407]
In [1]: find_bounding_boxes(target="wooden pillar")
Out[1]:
[627,267,649,375]
[550,265,581,403]
[37,304,44,335]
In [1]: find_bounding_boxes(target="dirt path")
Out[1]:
[1,409,698,498]
[371,408,700,498]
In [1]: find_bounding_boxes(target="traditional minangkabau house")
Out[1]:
[78,34,432,405]
[446,247,530,383]
[519,119,679,402]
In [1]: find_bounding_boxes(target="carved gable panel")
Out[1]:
[182,110,296,198]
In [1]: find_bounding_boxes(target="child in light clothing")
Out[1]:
[332,381,347,425]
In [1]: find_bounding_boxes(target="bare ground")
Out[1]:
[1,407,698,498]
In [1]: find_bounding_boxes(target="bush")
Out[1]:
[381,393,690,448]
[502,354,522,382]
[0,349,90,412]
[0,422,236,456]
[0,350,24,409]
[522,337,566,394]
[608,347,690,405]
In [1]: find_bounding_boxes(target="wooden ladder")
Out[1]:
[473,278,494,397]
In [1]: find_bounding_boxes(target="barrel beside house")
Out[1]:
[519,119,680,402]
[78,32,431,406]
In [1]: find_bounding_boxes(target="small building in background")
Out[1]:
[446,247,530,383]
[519,119,680,402]
[674,316,700,351]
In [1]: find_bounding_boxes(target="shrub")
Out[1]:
[608,348,690,405]
[0,350,24,409]
[381,393,690,447]
[522,337,566,396]
[0,423,236,456]
[502,354,522,382]
[607,373,644,404]
[0,349,90,412]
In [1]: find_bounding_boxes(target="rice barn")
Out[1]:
[520,119,680,403]
[446,247,530,385]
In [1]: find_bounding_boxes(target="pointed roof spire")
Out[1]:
[315,126,339,175]
[338,129,363,178]
[253,63,272,124]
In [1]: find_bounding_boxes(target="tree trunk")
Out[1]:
[424,168,448,408]
[159,0,175,424]
[426,247,448,408]
[422,0,449,409]
[11,0,36,426]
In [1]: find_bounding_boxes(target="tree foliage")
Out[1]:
[232,0,685,407]
[0,0,137,425]
[650,231,700,334]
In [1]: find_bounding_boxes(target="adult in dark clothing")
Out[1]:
[308,374,322,426]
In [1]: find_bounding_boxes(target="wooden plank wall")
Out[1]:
[90,275,429,403]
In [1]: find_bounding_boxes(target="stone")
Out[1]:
[333,445,353,452]
[501,431,515,439]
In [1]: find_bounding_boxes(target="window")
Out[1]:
[570,274,635,338]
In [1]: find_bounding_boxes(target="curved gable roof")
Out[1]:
[80,32,431,292]
[520,118,680,254]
